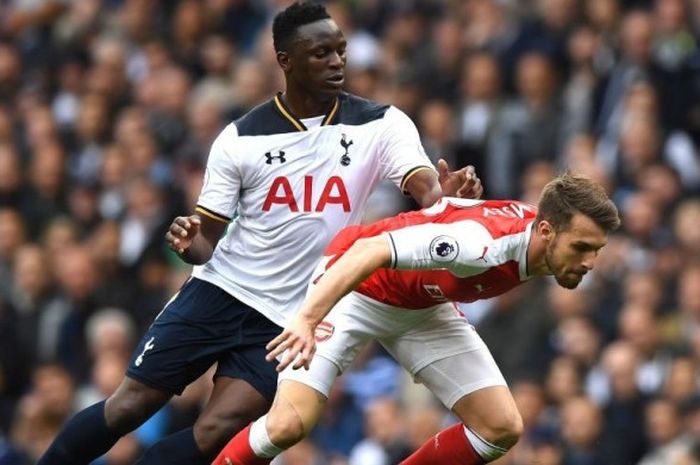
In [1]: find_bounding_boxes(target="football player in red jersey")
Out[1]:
[214,173,620,465]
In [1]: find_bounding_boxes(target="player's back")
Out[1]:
[326,198,535,254]
[325,198,537,308]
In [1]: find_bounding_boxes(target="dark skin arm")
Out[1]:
[165,214,227,265]
[404,160,483,207]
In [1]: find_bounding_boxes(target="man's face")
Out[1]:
[283,19,347,98]
[544,213,608,289]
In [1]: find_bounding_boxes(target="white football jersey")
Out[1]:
[191,92,434,326]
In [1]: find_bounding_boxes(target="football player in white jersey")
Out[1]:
[213,173,620,465]
[38,3,482,465]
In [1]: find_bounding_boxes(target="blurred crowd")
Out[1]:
[1,0,700,464]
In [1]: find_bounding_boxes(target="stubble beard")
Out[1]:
[545,238,579,290]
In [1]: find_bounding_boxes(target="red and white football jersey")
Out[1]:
[321,198,537,308]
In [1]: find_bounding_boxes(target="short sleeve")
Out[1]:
[195,123,241,223]
[385,220,495,271]
[379,107,435,193]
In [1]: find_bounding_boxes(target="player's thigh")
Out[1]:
[409,347,507,411]
[126,277,266,396]
[304,292,388,375]
[381,304,490,384]
[215,305,284,404]
[277,351,340,401]
[272,293,378,442]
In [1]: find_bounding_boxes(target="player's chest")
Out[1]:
[243,127,377,172]
[241,128,379,210]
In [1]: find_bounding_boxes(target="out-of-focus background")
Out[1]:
[1,0,700,464]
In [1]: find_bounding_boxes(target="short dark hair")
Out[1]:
[272,2,331,52]
[536,172,621,233]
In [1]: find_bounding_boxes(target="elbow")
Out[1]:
[195,250,215,265]
[179,248,214,266]
[188,256,210,266]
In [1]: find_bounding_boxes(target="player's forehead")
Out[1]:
[562,213,608,247]
[292,19,344,50]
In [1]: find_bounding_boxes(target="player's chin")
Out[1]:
[555,273,583,289]
[320,81,344,96]
[319,89,342,101]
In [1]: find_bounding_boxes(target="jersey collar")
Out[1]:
[273,92,340,132]
[519,221,535,281]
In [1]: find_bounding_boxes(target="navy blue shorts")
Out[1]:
[126,277,283,401]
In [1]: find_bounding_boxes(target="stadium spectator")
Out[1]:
[348,398,412,465]
[639,398,691,465]
[559,397,613,465]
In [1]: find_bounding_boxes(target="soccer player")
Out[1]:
[37,3,482,465]
[213,173,620,465]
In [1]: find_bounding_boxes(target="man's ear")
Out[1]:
[538,220,555,242]
[277,51,291,72]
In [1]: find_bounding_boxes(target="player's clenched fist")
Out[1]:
[165,215,201,254]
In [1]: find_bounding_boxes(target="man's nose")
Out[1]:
[329,51,344,67]
[582,252,596,271]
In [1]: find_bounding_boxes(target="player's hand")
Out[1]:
[437,159,483,199]
[266,317,317,372]
[165,215,201,254]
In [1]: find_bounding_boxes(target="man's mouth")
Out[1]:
[325,74,344,86]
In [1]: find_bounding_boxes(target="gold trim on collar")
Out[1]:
[274,94,306,131]
[273,93,340,131]
[322,98,339,126]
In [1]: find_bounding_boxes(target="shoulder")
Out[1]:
[473,200,536,238]
[213,122,239,143]
[208,123,239,160]
[434,199,535,235]
[234,99,289,136]
[336,92,390,125]
[381,105,419,132]
[440,218,494,242]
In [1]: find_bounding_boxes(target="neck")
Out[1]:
[526,224,550,277]
[281,89,336,118]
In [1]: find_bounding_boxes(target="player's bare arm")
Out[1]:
[266,234,391,372]
[165,214,227,265]
[405,162,482,208]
